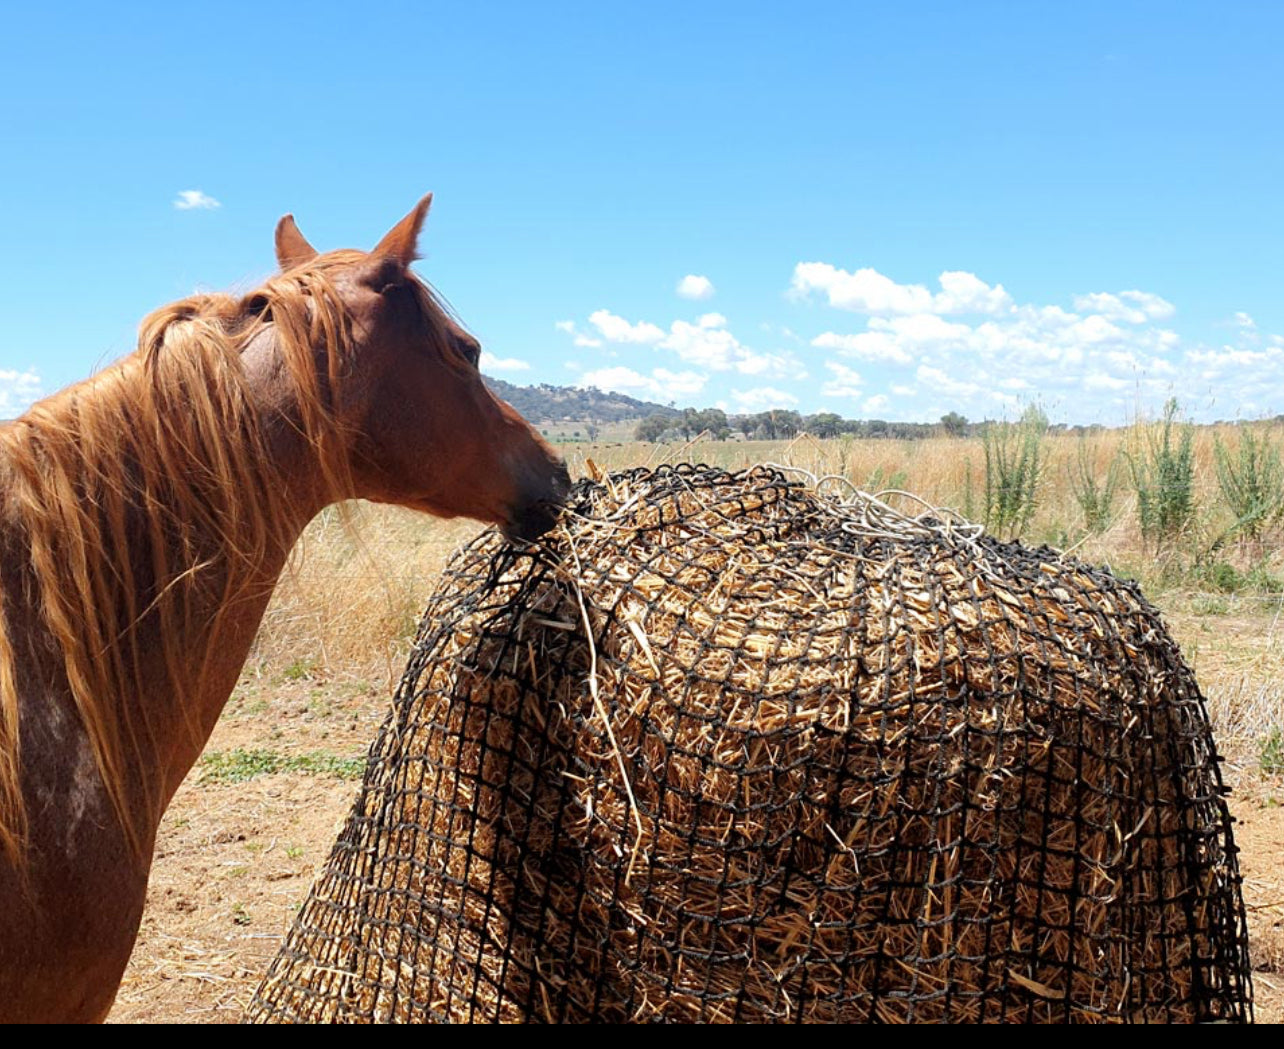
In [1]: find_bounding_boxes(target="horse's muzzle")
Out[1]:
[503,460,571,543]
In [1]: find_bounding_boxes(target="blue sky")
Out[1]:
[1,3,1279,424]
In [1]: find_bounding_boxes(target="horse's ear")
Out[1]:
[372,193,433,265]
[275,214,318,270]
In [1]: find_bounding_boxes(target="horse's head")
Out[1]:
[248,196,569,542]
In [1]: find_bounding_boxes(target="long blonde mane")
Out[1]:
[0,252,379,865]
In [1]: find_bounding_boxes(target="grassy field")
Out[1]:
[109,428,1284,1021]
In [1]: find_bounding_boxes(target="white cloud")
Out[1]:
[1083,372,1131,391]
[589,309,665,344]
[480,352,531,372]
[556,320,603,347]
[1072,290,1175,324]
[661,320,803,378]
[676,274,715,300]
[0,368,41,417]
[796,268,1204,418]
[862,394,890,414]
[821,361,863,398]
[730,386,799,411]
[578,366,705,400]
[934,271,1014,315]
[917,364,983,400]
[793,262,934,315]
[1235,311,1257,331]
[173,189,220,210]
[791,263,1011,316]
[559,307,804,382]
[812,330,913,364]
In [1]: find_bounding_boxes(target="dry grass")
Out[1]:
[251,504,487,685]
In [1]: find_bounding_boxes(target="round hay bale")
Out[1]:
[246,464,1252,1023]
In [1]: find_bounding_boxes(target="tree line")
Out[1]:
[630,408,1132,443]
[634,408,978,442]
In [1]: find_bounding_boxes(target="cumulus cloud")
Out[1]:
[0,368,41,417]
[916,364,983,401]
[791,263,1011,316]
[480,352,531,372]
[555,319,602,348]
[794,261,1212,417]
[821,361,863,398]
[578,366,706,400]
[173,189,220,210]
[811,329,914,365]
[558,307,805,386]
[676,274,715,300]
[862,394,890,414]
[588,309,665,344]
[1072,290,1175,324]
[730,386,799,411]
[660,319,804,379]
[934,271,1014,315]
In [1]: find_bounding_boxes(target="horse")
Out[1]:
[0,195,570,1022]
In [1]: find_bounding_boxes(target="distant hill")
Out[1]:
[484,378,678,425]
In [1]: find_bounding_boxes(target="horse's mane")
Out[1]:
[0,251,389,865]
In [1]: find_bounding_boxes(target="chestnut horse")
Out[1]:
[0,196,568,1022]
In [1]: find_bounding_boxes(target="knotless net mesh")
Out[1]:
[245,464,1252,1023]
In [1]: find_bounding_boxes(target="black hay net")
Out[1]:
[246,464,1252,1023]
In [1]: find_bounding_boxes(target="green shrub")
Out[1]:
[1069,437,1122,534]
[1214,426,1284,547]
[1128,398,1195,549]
[982,404,1047,539]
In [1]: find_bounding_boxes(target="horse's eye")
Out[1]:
[456,336,482,369]
[243,294,272,321]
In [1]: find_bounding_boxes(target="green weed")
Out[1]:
[1069,437,1122,534]
[1260,728,1284,775]
[1214,426,1284,548]
[199,747,364,783]
[982,404,1047,539]
[1129,398,1195,550]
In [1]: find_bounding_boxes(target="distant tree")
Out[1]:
[940,411,969,438]
[635,414,669,442]
[773,410,803,437]
[693,407,729,439]
[805,412,844,439]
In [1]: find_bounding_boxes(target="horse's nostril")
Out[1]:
[552,462,571,502]
[503,499,563,544]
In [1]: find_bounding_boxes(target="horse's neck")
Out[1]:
[135,413,327,811]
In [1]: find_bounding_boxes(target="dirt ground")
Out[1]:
[106,626,1284,1025]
